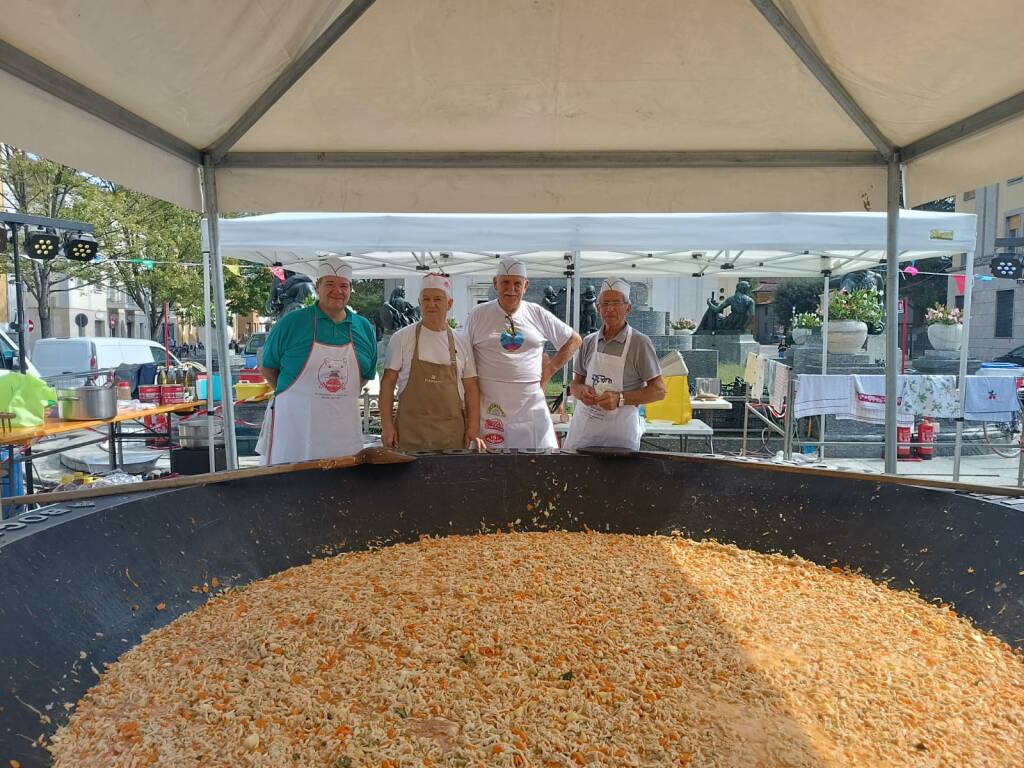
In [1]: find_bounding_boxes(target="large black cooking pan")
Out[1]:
[1,452,1022,766]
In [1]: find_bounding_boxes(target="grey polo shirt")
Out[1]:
[573,324,662,392]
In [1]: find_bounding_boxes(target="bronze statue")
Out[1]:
[373,287,419,341]
[696,280,755,334]
[266,268,315,317]
[542,285,566,314]
[580,285,599,334]
[836,268,884,295]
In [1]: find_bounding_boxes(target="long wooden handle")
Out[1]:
[0,455,361,509]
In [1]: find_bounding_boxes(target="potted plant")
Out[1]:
[791,312,821,345]
[669,318,695,335]
[925,303,963,351]
[826,288,882,354]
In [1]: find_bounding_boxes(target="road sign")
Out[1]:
[27,319,34,333]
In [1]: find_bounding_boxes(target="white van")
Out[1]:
[31,337,182,379]
[0,327,41,377]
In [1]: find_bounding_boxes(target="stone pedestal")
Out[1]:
[910,350,981,376]
[692,333,758,366]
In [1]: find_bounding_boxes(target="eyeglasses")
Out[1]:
[597,301,627,308]
[504,314,517,336]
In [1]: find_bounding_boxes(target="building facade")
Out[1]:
[951,179,1024,361]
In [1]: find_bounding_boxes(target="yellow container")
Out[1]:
[234,381,271,401]
[644,374,692,425]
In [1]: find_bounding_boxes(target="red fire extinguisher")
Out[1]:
[916,418,936,460]
[897,426,912,459]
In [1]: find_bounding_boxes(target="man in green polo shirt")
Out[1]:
[258,260,377,464]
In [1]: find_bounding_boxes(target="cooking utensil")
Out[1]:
[57,384,117,421]
[0,446,415,509]
[178,415,224,449]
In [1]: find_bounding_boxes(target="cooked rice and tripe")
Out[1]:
[50,532,1024,766]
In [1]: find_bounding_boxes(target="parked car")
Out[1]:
[993,346,1024,368]
[0,327,41,377]
[31,337,183,379]
[244,332,268,366]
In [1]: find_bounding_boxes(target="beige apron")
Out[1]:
[395,324,466,451]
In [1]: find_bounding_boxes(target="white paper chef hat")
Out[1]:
[310,257,353,281]
[599,277,631,301]
[496,257,528,278]
[421,272,452,297]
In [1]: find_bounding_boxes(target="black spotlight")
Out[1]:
[990,253,1023,280]
[65,232,99,262]
[24,227,61,260]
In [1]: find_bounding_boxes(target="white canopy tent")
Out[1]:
[3,0,1020,471]
[209,210,976,279]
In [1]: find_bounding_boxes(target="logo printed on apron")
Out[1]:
[316,356,350,394]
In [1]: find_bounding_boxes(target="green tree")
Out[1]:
[773,279,822,328]
[0,146,108,338]
[898,256,953,313]
[79,182,204,339]
[349,279,384,318]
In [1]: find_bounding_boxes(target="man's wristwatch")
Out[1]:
[618,391,626,408]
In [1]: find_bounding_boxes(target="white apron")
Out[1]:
[479,379,558,450]
[260,313,364,465]
[563,326,644,452]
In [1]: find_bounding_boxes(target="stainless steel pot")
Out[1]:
[57,385,117,421]
[178,415,224,449]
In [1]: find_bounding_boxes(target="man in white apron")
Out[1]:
[465,258,581,450]
[257,259,378,464]
[563,278,666,452]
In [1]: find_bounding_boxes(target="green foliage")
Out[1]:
[4,146,274,339]
[793,312,822,329]
[0,147,109,336]
[348,279,384,318]
[899,256,952,312]
[773,279,821,327]
[78,181,203,337]
[225,262,272,317]
[827,288,883,325]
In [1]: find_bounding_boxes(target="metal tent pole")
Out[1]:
[953,251,975,481]
[783,373,795,459]
[202,245,216,473]
[9,225,28,374]
[563,253,574,386]
[819,265,830,459]
[883,156,901,474]
[201,159,239,470]
[572,252,582,333]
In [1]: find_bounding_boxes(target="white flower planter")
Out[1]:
[827,320,868,354]
[927,322,963,351]
[791,327,812,345]
[670,328,694,336]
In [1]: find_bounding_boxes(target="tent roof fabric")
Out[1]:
[2,0,1021,212]
[209,209,975,279]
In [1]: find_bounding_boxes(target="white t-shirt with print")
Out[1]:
[384,323,477,398]
[464,300,574,383]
